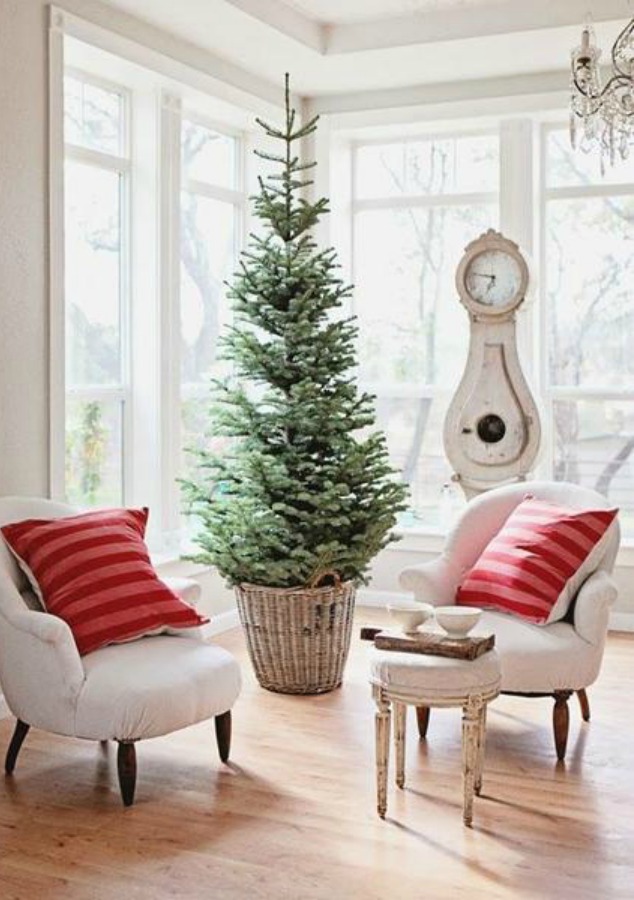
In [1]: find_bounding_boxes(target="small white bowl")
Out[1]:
[387,602,435,634]
[435,606,482,638]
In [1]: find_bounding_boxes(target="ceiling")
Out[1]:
[101,0,631,98]
[282,0,496,26]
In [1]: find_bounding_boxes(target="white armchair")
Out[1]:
[0,497,241,805]
[400,481,620,760]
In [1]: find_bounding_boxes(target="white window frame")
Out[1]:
[60,68,133,507]
[49,16,255,555]
[160,105,247,553]
[349,128,502,530]
[539,121,634,482]
[339,114,634,548]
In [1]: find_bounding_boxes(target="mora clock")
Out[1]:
[444,229,541,499]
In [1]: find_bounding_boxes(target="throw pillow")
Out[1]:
[1,508,208,655]
[456,497,618,625]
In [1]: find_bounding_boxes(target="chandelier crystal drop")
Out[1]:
[570,16,634,172]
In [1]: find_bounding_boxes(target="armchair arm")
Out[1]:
[159,576,208,640]
[0,600,85,734]
[162,576,202,607]
[573,569,617,646]
[399,555,462,606]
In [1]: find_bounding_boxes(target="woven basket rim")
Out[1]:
[237,579,355,596]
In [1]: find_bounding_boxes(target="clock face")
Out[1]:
[464,249,523,309]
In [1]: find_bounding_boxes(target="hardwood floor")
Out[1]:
[0,611,633,900]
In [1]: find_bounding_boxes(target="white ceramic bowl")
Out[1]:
[435,606,482,638]
[387,602,434,633]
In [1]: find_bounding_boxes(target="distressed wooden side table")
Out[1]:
[369,648,501,826]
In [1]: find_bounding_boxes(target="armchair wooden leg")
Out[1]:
[214,710,232,763]
[577,689,591,722]
[416,706,430,740]
[553,691,572,761]
[116,741,137,807]
[5,720,30,775]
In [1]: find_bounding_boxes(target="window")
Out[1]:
[352,134,500,527]
[543,127,634,537]
[63,73,130,507]
[350,122,634,540]
[180,119,243,487]
[57,58,248,550]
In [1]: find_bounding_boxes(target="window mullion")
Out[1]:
[64,144,130,173]
[120,131,133,506]
[184,178,244,206]
[158,91,183,554]
[49,13,66,500]
[548,387,634,401]
[499,119,537,383]
[353,191,496,212]
[545,183,634,201]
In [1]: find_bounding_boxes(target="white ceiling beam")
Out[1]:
[225,0,326,52]
[308,69,573,116]
[329,1,628,53]
[61,0,286,108]
[227,0,629,55]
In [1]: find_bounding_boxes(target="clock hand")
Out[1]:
[470,272,496,282]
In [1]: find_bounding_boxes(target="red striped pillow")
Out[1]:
[456,498,618,625]
[1,508,208,655]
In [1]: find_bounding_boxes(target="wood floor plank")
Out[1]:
[0,611,632,899]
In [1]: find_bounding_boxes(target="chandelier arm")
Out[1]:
[572,72,631,104]
[611,17,634,79]
[570,16,634,164]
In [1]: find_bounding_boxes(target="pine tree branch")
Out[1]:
[182,74,408,587]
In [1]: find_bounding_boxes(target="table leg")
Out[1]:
[475,702,487,796]
[462,696,482,827]
[373,686,391,819]
[394,702,407,789]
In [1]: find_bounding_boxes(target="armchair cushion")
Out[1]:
[1,508,208,655]
[75,635,241,741]
[476,611,605,693]
[457,498,617,625]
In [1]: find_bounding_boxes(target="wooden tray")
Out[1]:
[359,627,495,661]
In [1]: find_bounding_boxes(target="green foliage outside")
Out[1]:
[182,77,408,588]
[65,400,107,506]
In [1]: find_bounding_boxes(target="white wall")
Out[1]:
[0,0,50,497]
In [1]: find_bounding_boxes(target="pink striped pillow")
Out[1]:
[1,508,208,655]
[457,498,618,625]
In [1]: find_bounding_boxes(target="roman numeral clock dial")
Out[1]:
[443,229,542,499]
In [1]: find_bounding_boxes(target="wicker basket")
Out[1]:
[234,571,356,694]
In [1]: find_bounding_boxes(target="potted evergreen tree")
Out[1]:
[183,76,407,694]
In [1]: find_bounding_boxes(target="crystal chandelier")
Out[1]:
[570,16,634,170]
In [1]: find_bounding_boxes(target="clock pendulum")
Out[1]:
[443,228,542,499]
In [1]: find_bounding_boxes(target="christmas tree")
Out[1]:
[182,76,407,588]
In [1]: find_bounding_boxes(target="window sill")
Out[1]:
[151,551,214,578]
[392,526,446,554]
[151,531,634,572]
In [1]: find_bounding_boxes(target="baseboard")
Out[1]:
[357,588,409,608]
[609,612,634,633]
[357,588,634,634]
[204,607,240,637]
